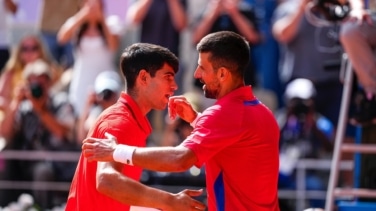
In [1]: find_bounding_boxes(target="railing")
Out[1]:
[278,159,353,211]
[0,150,80,192]
[0,150,353,211]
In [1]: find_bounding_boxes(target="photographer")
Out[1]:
[272,0,357,201]
[277,78,334,209]
[0,60,77,209]
[272,0,350,128]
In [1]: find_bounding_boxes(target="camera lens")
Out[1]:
[289,98,310,117]
[99,89,114,101]
[30,82,44,99]
[318,0,350,21]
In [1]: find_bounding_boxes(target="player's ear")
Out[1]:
[218,67,228,81]
[138,69,148,84]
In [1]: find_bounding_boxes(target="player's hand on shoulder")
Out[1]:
[82,132,117,162]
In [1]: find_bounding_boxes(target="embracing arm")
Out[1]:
[133,145,197,172]
[83,95,199,170]
[96,159,205,210]
[84,136,197,172]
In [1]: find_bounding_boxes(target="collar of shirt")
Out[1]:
[118,92,152,135]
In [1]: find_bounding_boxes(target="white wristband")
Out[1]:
[113,145,136,166]
[190,112,202,127]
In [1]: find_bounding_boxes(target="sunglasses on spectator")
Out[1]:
[21,45,39,52]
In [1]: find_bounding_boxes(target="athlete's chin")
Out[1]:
[204,93,215,99]
[203,88,216,99]
[156,103,168,110]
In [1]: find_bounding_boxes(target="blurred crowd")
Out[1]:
[0,0,375,210]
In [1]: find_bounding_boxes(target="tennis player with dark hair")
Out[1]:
[83,31,280,210]
[66,43,206,211]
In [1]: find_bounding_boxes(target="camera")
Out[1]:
[316,0,350,21]
[289,98,312,118]
[29,82,44,99]
[97,89,114,101]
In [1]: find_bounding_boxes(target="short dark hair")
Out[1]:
[120,43,179,90]
[196,31,250,78]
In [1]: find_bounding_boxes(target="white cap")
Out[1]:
[285,78,316,100]
[23,59,52,79]
[94,70,123,94]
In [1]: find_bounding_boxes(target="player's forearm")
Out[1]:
[113,145,195,172]
[97,163,173,209]
[134,146,194,172]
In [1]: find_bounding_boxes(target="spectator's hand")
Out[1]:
[222,0,239,16]
[12,84,26,104]
[304,111,316,132]
[164,189,206,211]
[78,0,103,21]
[29,97,46,114]
[207,0,223,16]
[348,8,373,25]
[87,90,97,106]
[168,96,198,123]
[25,87,48,115]
[82,132,117,162]
[78,2,92,19]
[88,0,104,21]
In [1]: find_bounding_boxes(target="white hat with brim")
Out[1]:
[23,59,52,79]
[285,78,316,100]
[94,70,122,94]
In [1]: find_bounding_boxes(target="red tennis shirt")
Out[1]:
[66,93,152,211]
[181,86,280,211]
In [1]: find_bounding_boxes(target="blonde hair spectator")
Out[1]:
[0,34,62,113]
